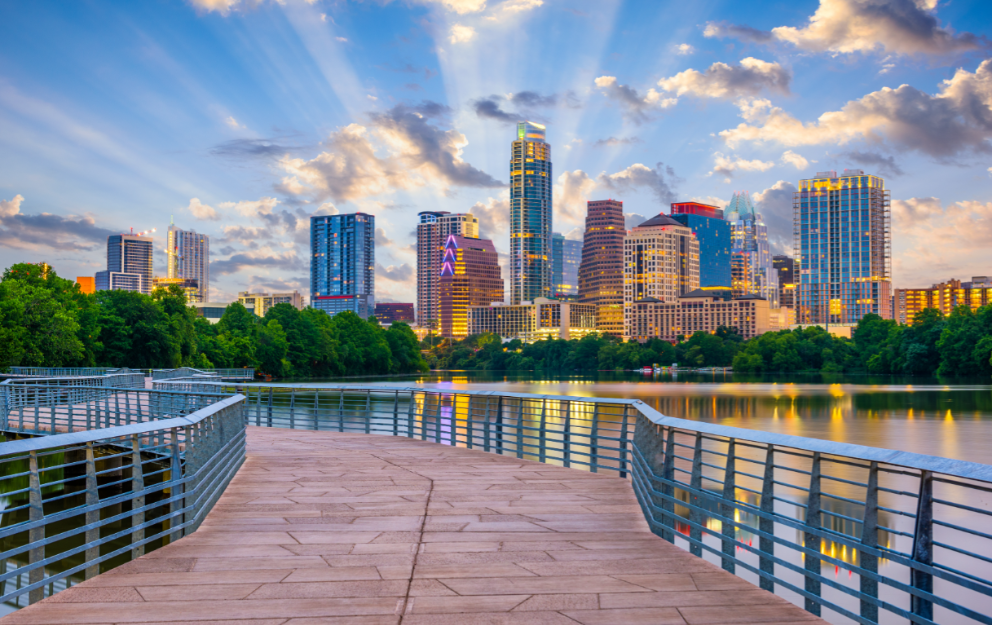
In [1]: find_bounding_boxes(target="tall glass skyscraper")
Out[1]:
[551,232,581,296]
[670,202,731,288]
[167,224,209,303]
[95,232,154,295]
[310,212,375,318]
[795,169,891,324]
[510,121,552,304]
[726,192,778,307]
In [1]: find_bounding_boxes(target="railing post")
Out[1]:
[406,391,416,438]
[689,432,704,557]
[169,428,184,542]
[562,401,571,468]
[804,452,822,617]
[590,403,600,473]
[466,395,474,449]
[27,451,45,604]
[313,390,320,431]
[338,389,345,433]
[661,426,677,543]
[267,388,274,428]
[495,395,504,454]
[288,389,296,430]
[538,399,547,463]
[911,470,934,620]
[759,445,775,592]
[515,398,524,459]
[483,396,492,453]
[392,390,399,438]
[721,438,737,573]
[255,388,261,426]
[434,394,442,444]
[619,405,630,478]
[84,442,100,579]
[130,434,145,559]
[364,390,371,434]
[860,461,879,623]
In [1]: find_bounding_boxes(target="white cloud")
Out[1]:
[892,197,992,285]
[988,166,992,177]
[449,24,477,44]
[424,0,487,14]
[0,194,23,219]
[224,116,244,130]
[314,202,339,216]
[374,227,393,247]
[469,194,511,241]
[675,43,695,56]
[752,180,797,254]
[336,36,348,43]
[186,197,220,221]
[657,58,790,100]
[218,196,279,218]
[781,150,809,169]
[188,0,240,15]
[718,60,992,159]
[367,94,378,101]
[553,170,597,224]
[594,76,677,123]
[551,163,680,230]
[690,196,730,209]
[497,0,542,15]
[708,153,775,181]
[703,0,985,57]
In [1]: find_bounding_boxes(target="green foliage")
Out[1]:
[0,263,427,378]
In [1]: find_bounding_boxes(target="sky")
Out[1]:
[0,0,990,305]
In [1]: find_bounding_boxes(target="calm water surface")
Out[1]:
[310,371,992,464]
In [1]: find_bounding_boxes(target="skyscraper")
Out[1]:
[439,234,504,339]
[509,121,552,304]
[772,255,797,310]
[795,169,892,324]
[311,212,375,318]
[167,224,209,303]
[578,199,625,336]
[726,192,778,307]
[551,232,581,296]
[95,232,154,295]
[416,211,479,327]
[670,202,731,288]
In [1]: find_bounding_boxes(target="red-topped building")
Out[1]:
[671,202,724,220]
[439,234,505,339]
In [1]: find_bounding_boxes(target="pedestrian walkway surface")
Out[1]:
[2,427,824,624]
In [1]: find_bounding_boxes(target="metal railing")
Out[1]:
[0,392,245,607]
[5,368,129,377]
[4,367,254,381]
[150,368,253,381]
[154,380,992,625]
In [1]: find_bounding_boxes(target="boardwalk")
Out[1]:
[2,427,823,625]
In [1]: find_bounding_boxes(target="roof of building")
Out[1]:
[634,214,683,229]
[634,297,664,303]
[680,288,733,301]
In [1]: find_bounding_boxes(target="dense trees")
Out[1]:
[0,263,427,377]
[427,307,992,377]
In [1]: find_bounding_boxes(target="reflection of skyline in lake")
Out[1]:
[329,371,992,465]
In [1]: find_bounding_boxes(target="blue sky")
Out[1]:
[1,0,990,304]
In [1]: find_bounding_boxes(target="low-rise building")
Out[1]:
[153,277,200,303]
[468,298,597,343]
[375,303,415,324]
[192,302,232,324]
[76,276,95,295]
[895,277,992,323]
[238,291,305,317]
[626,289,773,342]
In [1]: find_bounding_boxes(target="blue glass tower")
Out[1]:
[310,212,375,318]
[669,214,731,288]
[510,121,552,304]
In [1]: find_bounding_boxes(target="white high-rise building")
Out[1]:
[416,212,480,327]
[167,224,210,303]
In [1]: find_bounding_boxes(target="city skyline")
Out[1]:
[1,0,990,305]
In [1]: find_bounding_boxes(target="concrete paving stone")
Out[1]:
[0,428,822,625]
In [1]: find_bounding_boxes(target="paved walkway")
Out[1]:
[3,427,823,625]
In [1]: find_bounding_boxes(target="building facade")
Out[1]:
[311,212,375,318]
[468,298,597,343]
[895,277,992,323]
[773,255,797,309]
[439,235,504,339]
[167,224,209,303]
[375,303,415,324]
[726,192,778,307]
[578,199,625,336]
[510,121,553,304]
[416,212,480,327]
[623,214,700,339]
[153,277,200,303]
[95,233,153,295]
[627,289,772,343]
[192,302,231,324]
[795,170,892,324]
[551,233,581,296]
[670,204,731,288]
[238,291,305,317]
[76,277,95,295]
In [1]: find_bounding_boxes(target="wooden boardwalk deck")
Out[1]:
[1,427,823,625]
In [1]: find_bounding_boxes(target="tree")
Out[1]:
[256,319,289,376]
[96,290,178,368]
[384,322,429,373]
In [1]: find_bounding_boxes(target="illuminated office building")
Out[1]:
[167,224,209,303]
[439,235,504,339]
[628,290,773,343]
[469,298,597,343]
[795,170,891,324]
[895,277,992,324]
[375,303,415,324]
[95,232,154,295]
[670,202,731,288]
[623,214,699,339]
[416,212,479,327]
[551,232,581,296]
[773,255,797,309]
[726,192,778,307]
[311,212,375,318]
[578,199,625,335]
[509,121,552,304]
[153,277,200,303]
